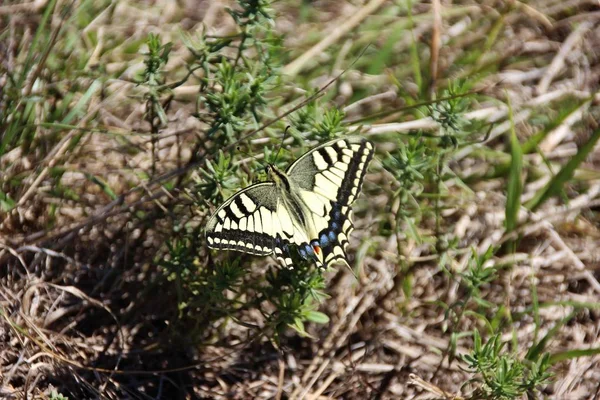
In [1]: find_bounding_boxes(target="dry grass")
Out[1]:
[1,0,600,399]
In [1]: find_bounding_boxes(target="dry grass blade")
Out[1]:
[283,0,388,76]
[408,373,465,400]
[429,0,442,95]
[537,21,593,94]
[0,0,48,16]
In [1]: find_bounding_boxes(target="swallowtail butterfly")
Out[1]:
[205,136,374,269]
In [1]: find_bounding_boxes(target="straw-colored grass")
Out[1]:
[1,0,600,398]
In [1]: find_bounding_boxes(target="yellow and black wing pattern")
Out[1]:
[205,136,374,269]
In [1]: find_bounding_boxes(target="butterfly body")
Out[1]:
[205,136,374,269]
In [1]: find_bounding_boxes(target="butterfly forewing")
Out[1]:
[205,185,311,268]
[205,183,279,256]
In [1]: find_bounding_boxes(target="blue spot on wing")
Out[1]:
[295,138,374,268]
[299,247,307,258]
[319,233,330,246]
[298,243,316,261]
[333,208,342,220]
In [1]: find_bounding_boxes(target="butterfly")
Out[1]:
[205,136,374,269]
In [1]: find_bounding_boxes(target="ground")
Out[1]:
[1,0,600,399]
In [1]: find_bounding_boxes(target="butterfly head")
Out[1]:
[265,164,274,176]
[266,164,290,190]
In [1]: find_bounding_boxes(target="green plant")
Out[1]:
[50,391,69,400]
[428,80,472,136]
[460,247,498,309]
[160,233,330,340]
[195,149,240,204]
[159,1,344,340]
[137,33,173,174]
[0,0,59,160]
[0,1,111,212]
[504,97,523,253]
[311,108,346,141]
[462,330,552,400]
[439,247,498,365]
[181,0,280,146]
[264,261,330,338]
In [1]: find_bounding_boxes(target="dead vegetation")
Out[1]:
[1,0,600,399]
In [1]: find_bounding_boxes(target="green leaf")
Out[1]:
[290,318,307,336]
[0,190,16,212]
[526,126,600,211]
[406,0,422,92]
[50,390,69,400]
[61,79,102,125]
[367,25,406,75]
[522,99,590,154]
[526,312,576,362]
[84,173,117,200]
[549,347,600,364]
[505,96,523,235]
[305,310,329,324]
[19,0,58,87]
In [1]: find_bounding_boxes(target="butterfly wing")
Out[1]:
[206,136,374,270]
[205,183,280,257]
[205,182,309,268]
[286,136,374,268]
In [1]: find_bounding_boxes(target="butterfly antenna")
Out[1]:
[236,145,265,167]
[273,125,291,164]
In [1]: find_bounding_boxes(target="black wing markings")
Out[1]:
[206,137,374,269]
